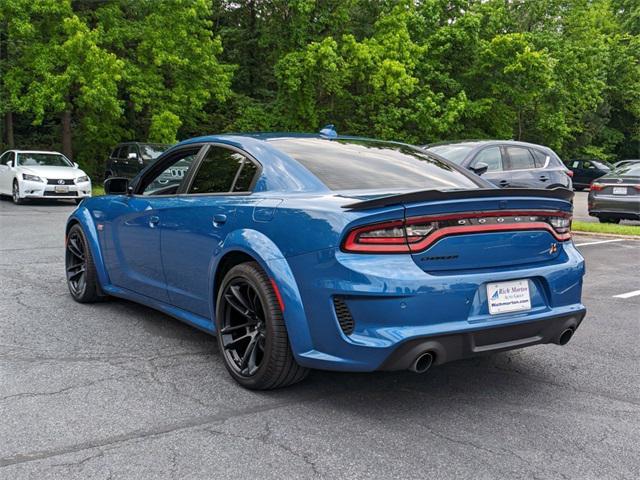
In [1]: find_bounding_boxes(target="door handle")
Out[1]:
[212,214,227,227]
[539,176,549,181]
[148,215,160,228]
[498,180,509,187]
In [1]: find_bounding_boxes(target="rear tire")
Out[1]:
[65,224,104,303]
[215,262,308,390]
[599,217,620,224]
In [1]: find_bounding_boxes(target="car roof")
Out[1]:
[427,139,549,149]
[170,133,434,194]
[4,150,65,155]
[115,142,170,146]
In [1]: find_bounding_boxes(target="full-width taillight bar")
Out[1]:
[342,210,572,254]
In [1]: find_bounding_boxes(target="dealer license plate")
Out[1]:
[612,187,627,195]
[487,279,532,315]
[54,186,69,193]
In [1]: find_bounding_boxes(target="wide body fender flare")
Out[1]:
[210,229,313,357]
[66,208,111,288]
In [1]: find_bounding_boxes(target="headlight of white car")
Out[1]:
[23,174,44,182]
[76,175,90,183]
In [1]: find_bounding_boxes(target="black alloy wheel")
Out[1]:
[220,279,267,376]
[65,225,103,302]
[216,262,308,389]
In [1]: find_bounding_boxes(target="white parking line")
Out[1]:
[574,239,626,247]
[613,290,640,299]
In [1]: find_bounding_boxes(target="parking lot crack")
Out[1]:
[0,372,145,402]
[204,421,321,477]
[0,396,313,468]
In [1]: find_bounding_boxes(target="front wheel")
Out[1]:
[12,181,24,205]
[65,224,104,302]
[215,262,308,390]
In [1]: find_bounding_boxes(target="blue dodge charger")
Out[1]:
[65,131,586,389]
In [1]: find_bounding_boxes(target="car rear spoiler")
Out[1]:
[342,188,574,211]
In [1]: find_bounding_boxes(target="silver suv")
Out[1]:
[426,140,572,189]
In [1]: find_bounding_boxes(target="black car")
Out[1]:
[566,159,612,190]
[104,142,170,179]
[588,164,640,223]
[426,140,572,189]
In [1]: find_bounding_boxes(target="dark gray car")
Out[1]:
[426,140,572,189]
[588,164,640,223]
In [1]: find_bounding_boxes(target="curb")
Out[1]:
[572,230,640,240]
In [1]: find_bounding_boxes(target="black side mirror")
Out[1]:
[104,177,130,195]
[469,162,489,176]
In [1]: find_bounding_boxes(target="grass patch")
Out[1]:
[572,220,640,236]
[92,184,105,196]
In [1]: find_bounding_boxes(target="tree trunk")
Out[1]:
[4,112,14,148]
[62,110,72,159]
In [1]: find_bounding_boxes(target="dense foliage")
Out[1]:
[1,0,638,176]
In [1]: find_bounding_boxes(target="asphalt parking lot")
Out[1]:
[1,197,639,480]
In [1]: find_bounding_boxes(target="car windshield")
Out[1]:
[140,144,169,160]
[269,138,482,191]
[17,153,72,167]
[427,145,475,164]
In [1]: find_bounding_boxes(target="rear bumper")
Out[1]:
[588,194,640,220]
[378,309,586,370]
[286,238,586,372]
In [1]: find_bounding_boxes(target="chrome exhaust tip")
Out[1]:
[558,328,574,346]
[409,352,434,374]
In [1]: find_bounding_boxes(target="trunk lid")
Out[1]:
[403,195,571,272]
[342,188,573,272]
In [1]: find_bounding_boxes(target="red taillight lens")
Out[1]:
[342,210,572,253]
[343,220,411,252]
[566,170,574,178]
[590,182,604,191]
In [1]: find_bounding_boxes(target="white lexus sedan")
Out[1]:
[0,150,92,205]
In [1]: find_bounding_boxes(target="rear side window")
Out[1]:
[473,147,503,172]
[188,146,256,194]
[531,149,548,168]
[269,138,482,191]
[506,147,536,170]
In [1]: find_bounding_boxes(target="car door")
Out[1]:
[571,160,591,187]
[110,146,125,177]
[504,146,539,188]
[0,152,14,194]
[124,145,142,178]
[160,144,260,318]
[468,146,507,187]
[99,146,203,301]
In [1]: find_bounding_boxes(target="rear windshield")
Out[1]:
[619,165,640,176]
[269,138,482,191]
[428,144,475,164]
